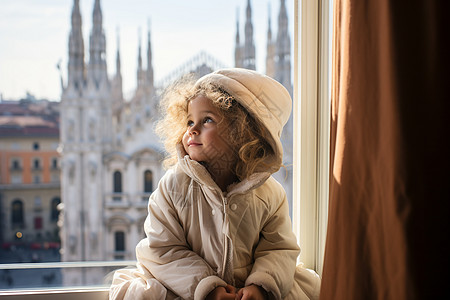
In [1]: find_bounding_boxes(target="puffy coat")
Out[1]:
[110,150,320,300]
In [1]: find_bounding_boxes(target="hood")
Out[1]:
[193,68,292,166]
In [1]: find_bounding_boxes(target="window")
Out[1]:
[51,157,59,169]
[114,231,125,252]
[0,1,333,298]
[50,197,61,222]
[114,231,126,260]
[11,199,24,227]
[292,0,332,274]
[34,196,42,208]
[11,158,21,170]
[10,174,22,184]
[113,171,122,193]
[33,142,40,150]
[144,170,153,193]
[33,158,41,170]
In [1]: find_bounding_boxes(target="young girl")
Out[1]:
[109,68,320,300]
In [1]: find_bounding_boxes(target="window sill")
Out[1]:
[0,287,109,300]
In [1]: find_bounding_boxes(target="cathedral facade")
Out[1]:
[59,0,291,286]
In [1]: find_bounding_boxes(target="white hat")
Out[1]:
[194,68,292,164]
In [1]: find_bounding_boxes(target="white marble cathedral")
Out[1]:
[59,0,291,286]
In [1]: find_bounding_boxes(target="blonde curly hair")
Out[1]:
[155,74,280,180]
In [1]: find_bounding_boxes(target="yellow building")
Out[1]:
[0,99,61,248]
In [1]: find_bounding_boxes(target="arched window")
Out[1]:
[114,231,126,260]
[144,170,153,193]
[50,197,61,222]
[115,231,125,252]
[113,171,122,193]
[12,199,24,227]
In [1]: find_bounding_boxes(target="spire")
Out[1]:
[138,29,142,71]
[67,0,85,91]
[116,27,121,76]
[88,0,108,90]
[146,19,154,90]
[275,0,292,95]
[243,0,256,70]
[112,26,123,103]
[137,28,145,88]
[234,8,243,68]
[266,2,276,78]
[235,8,241,46]
[267,2,272,42]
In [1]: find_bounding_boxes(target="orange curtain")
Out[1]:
[321,0,450,299]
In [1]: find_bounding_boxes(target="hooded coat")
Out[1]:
[109,69,321,299]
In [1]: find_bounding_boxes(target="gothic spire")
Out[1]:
[116,28,121,76]
[243,0,256,70]
[67,0,85,91]
[267,3,273,42]
[266,2,275,78]
[112,27,123,103]
[275,0,292,94]
[137,28,145,88]
[234,8,243,68]
[88,0,108,90]
[235,8,241,46]
[146,20,154,90]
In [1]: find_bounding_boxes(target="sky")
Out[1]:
[0,0,294,101]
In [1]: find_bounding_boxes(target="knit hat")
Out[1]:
[194,68,292,165]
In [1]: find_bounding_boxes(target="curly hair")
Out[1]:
[155,74,280,180]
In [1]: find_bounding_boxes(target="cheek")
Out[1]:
[182,131,189,149]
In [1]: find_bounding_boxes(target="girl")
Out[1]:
[110,68,320,300]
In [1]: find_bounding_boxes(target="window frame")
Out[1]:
[143,169,153,194]
[292,0,331,275]
[112,170,123,194]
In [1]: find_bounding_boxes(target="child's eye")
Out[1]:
[187,120,194,127]
[203,117,213,124]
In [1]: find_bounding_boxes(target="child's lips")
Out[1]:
[188,141,202,146]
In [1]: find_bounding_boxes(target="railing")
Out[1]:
[0,260,135,271]
[105,193,130,207]
[0,260,136,297]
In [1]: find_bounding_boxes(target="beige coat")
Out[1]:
[110,150,320,300]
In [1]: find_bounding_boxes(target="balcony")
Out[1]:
[105,193,130,208]
[134,193,151,208]
[9,166,23,172]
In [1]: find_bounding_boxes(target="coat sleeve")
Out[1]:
[109,261,170,300]
[136,170,227,300]
[245,183,300,300]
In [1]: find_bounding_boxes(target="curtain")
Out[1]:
[320,0,450,299]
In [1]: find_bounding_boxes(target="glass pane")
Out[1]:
[113,171,122,193]
[144,170,153,193]
[0,0,294,291]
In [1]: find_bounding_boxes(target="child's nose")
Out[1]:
[188,125,199,135]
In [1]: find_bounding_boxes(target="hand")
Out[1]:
[236,284,268,300]
[206,284,237,300]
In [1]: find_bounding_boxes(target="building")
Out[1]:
[59,0,291,286]
[236,0,293,212]
[0,97,61,249]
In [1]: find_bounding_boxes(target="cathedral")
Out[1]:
[59,0,291,286]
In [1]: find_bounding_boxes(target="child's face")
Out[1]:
[182,95,233,167]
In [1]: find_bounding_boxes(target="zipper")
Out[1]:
[221,194,229,279]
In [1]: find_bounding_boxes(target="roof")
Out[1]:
[0,100,59,137]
